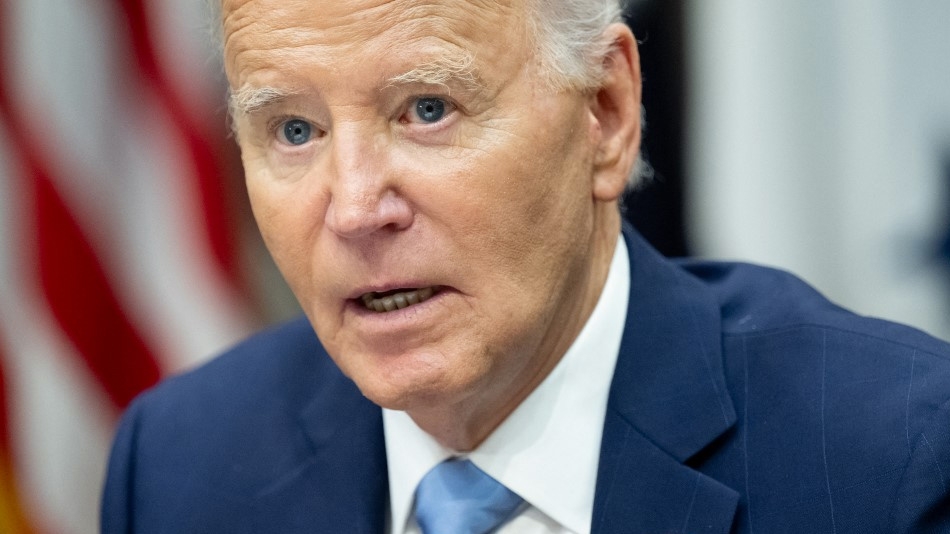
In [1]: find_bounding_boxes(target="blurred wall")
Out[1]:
[687,0,950,339]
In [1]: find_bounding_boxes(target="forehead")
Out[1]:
[221,0,529,88]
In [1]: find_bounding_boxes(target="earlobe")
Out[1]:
[590,23,642,203]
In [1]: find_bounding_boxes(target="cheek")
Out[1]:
[471,121,592,248]
[246,174,287,254]
[477,120,595,303]
[420,142,590,324]
[244,167,322,297]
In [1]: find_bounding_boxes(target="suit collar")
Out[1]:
[611,224,736,460]
[592,225,739,533]
[251,361,389,534]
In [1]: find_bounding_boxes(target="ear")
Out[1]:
[589,23,642,203]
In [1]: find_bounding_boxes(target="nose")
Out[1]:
[323,127,413,239]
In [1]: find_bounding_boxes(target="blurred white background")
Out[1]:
[687,0,950,339]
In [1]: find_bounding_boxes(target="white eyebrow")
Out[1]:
[228,84,298,116]
[228,51,481,117]
[385,50,482,94]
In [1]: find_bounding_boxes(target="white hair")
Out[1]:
[527,0,627,91]
[527,0,648,186]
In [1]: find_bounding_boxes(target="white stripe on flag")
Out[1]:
[115,89,254,373]
[0,101,112,534]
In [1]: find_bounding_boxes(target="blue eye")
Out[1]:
[281,119,313,145]
[415,98,446,123]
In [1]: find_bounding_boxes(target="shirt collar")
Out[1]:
[384,236,630,534]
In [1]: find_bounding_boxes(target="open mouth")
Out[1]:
[360,286,439,313]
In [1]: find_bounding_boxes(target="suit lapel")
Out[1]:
[251,361,388,534]
[592,227,739,533]
[593,411,739,534]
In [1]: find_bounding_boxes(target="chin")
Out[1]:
[356,376,452,412]
[350,355,476,412]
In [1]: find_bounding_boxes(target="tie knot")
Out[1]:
[413,458,524,534]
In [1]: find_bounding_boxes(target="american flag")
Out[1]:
[0,0,275,531]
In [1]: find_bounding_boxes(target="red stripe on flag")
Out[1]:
[33,178,163,408]
[117,0,247,294]
[0,5,162,410]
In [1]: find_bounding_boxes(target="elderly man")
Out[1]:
[102,0,950,533]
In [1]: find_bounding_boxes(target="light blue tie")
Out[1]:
[414,458,525,534]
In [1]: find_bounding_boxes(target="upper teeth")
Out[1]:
[361,287,435,312]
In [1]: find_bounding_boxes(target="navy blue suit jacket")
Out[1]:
[102,228,950,533]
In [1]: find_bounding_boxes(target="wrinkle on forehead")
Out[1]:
[221,0,526,88]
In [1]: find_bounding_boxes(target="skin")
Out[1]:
[222,0,642,451]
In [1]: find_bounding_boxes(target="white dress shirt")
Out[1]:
[384,237,630,534]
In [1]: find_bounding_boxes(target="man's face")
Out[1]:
[223,0,623,417]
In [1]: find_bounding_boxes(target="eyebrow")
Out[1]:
[228,50,484,117]
[385,50,483,95]
[228,85,298,117]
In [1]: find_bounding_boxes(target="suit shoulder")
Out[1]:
[103,317,379,530]
[128,316,345,433]
[677,258,950,358]
[676,261,950,531]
